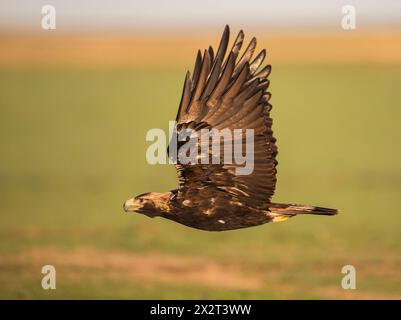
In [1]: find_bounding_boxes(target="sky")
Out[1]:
[0,0,400,33]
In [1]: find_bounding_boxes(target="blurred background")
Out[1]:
[0,0,401,299]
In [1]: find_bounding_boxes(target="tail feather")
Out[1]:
[269,203,338,217]
[303,205,338,216]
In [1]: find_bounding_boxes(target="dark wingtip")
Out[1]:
[222,25,230,40]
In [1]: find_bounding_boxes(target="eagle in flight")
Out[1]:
[124,26,337,231]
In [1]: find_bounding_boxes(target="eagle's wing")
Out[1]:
[172,25,277,209]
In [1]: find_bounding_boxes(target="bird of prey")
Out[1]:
[124,25,337,231]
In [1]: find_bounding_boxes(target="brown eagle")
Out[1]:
[124,25,337,231]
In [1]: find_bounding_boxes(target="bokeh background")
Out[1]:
[1,0,401,299]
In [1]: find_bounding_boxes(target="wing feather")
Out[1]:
[249,49,266,74]
[191,50,202,92]
[174,26,277,209]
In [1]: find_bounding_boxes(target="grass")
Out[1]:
[0,64,401,299]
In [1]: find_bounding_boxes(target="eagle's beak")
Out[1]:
[123,198,140,212]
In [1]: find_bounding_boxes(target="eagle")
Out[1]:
[124,25,337,231]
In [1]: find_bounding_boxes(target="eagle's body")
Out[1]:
[124,26,337,231]
[156,190,271,232]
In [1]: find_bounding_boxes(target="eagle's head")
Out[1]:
[123,192,171,217]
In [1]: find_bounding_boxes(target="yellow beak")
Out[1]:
[123,198,140,212]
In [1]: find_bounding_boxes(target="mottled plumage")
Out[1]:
[124,26,337,231]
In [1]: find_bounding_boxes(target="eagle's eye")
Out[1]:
[137,197,146,204]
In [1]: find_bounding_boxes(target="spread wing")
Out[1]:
[172,25,277,209]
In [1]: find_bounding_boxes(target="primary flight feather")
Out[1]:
[124,25,337,231]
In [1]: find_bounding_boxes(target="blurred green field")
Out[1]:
[1,64,401,299]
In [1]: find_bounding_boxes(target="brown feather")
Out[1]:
[174,25,278,210]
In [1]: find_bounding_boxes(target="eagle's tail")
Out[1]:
[268,203,338,222]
